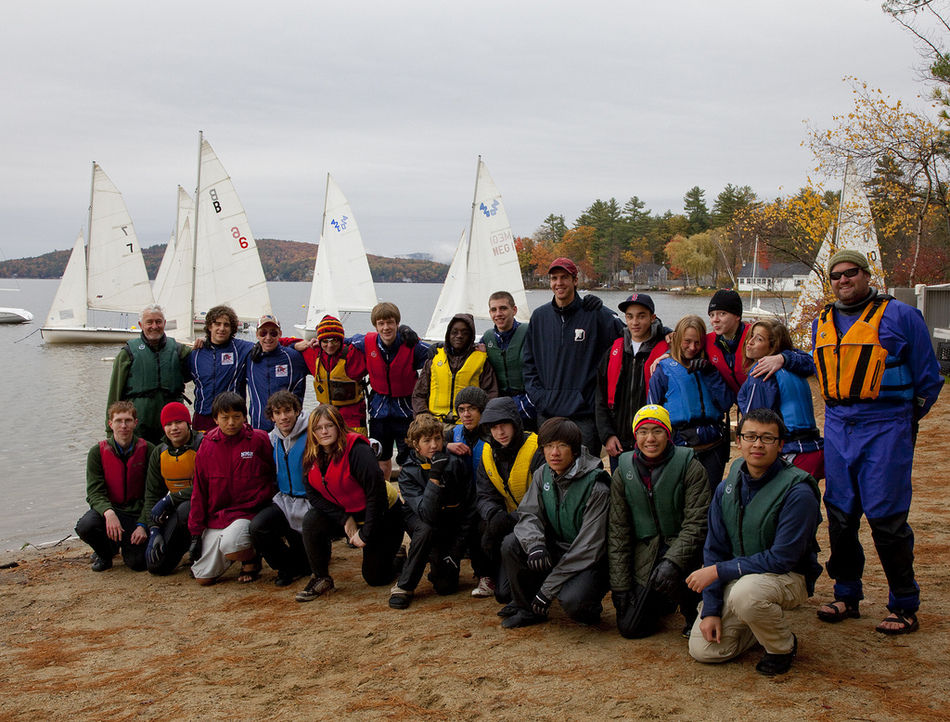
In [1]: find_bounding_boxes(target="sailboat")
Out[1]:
[423,157,529,340]
[788,157,886,340]
[746,235,779,320]
[299,173,378,336]
[153,186,196,339]
[41,163,156,343]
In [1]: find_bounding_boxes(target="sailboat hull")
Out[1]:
[40,326,140,344]
[0,307,33,324]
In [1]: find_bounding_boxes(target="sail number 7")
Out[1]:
[232,227,249,249]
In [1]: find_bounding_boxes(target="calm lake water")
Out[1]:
[0,279,785,550]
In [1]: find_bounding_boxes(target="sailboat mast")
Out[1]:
[833,159,849,249]
[750,235,759,308]
[190,131,202,334]
[466,156,481,268]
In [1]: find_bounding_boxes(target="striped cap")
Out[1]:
[633,404,672,438]
[317,315,345,342]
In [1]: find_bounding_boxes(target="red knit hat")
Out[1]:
[160,401,191,427]
[317,315,345,342]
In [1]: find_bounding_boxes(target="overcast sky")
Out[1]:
[0,0,938,263]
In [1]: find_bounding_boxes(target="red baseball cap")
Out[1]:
[548,257,578,276]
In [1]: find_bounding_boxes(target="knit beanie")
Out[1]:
[454,386,489,412]
[160,401,191,427]
[827,249,870,275]
[317,315,345,342]
[632,404,672,438]
[707,289,743,318]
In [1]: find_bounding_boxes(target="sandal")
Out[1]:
[237,557,262,584]
[816,599,860,623]
[876,612,919,635]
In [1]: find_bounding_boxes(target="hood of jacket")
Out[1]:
[444,313,477,356]
[268,412,308,452]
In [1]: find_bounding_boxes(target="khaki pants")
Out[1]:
[688,572,807,661]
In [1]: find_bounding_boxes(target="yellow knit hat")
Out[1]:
[632,404,672,437]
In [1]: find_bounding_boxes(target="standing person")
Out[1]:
[476,397,544,605]
[143,402,203,576]
[737,319,823,478]
[245,315,308,432]
[481,291,536,425]
[188,392,276,586]
[295,404,404,601]
[705,290,751,394]
[412,313,498,421]
[350,302,429,479]
[189,305,254,432]
[609,405,710,639]
[647,315,733,490]
[812,250,942,635]
[389,414,477,610]
[500,417,611,629]
[297,315,369,435]
[522,258,623,456]
[249,391,312,587]
[106,304,191,443]
[596,293,671,472]
[686,409,822,677]
[76,401,154,572]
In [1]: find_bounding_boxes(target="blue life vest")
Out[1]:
[772,367,818,437]
[658,359,719,427]
[274,435,307,497]
[452,424,485,479]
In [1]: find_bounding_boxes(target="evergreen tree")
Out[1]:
[683,186,711,234]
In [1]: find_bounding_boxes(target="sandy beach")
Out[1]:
[2,386,948,721]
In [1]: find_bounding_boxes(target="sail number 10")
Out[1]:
[232,227,249,249]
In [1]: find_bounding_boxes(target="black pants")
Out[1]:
[147,501,191,576]
[250,503,311,578]
[301,504,404,586]
[397,506,469,594]
[480,514,517,603]
[615,580,701,639]
[501,533,607,623]
[824,500,918,612]
[75,508,146,571]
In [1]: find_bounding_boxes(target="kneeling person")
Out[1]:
[686,408,822,676]
[76,401,155,572]
[188,392,276,585]
[144,402,204,575]
[609,405,710,639]
[501,417,610,628]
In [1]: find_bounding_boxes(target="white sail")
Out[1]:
[153,186,193,303]
[152,228,176,298]
[424,158,530,339]
[85,163,154,313]
[193,137,272,322]
[45,232,88,328]
[156,188,196,340]
[789,157,886,335]
[305,174,378,329]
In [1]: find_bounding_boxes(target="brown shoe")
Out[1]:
[295,576,334,602]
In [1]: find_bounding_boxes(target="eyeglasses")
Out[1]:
[738,432,780,445]
[635,427,666,438]
[258,328,279,338]
[829,267,862,281]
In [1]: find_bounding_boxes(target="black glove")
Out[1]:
[250,342,264,363]
[427,342,443,360]
[581,294,603,311]
[611,589,631,612]
[531,591,552,617]
[527,546,552,573]
[428,451,451,482]
[688,357,711,373]
[487,510,514,540]
[150,493,175,527]
[398,325,419,347]
[145,528,165,567]
[649,559,682,598]
[188,534,203,563]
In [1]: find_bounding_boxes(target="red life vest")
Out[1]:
[306,432,369,513]
[98,438,149,506]
[704,324,751,394]
[364,332,416,397]
[607,337,670,408]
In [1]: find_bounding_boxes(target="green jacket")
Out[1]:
[607,447,710,592]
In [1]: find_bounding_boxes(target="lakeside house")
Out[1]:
[736,261,811,293]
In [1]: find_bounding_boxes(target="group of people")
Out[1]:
[78,249,943,676]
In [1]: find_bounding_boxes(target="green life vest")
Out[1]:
[124,336,185,399]
[538,465,607,544]
[719,460,820,557]
[616,446,693,542]
[482,323,528,395]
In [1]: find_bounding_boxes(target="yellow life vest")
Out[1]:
[428,348,486,417]
[159,446,197,494]
[813,297,904,403]
[481,433,539,512]
[313,350,363,408]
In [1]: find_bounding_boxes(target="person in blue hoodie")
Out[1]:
[249,390,312,587]
[245,315,308,432]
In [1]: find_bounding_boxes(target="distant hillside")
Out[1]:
[0,238,448,284]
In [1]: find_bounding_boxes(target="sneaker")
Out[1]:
[471,576,496,598]
[295,576,334,602]
[389,584,413,609]
[755,634,797,676]
[91,555,113,572]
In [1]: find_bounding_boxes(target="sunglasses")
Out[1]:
[829,267,862,281]
[258,328,279,338]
